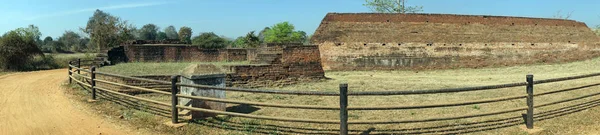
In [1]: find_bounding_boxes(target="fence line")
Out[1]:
[176,105,341,124]
[95,79,171,95]
[347,94,527,110]
[177,94,340,110]
[95,86,170,106]
[67,60,600,134]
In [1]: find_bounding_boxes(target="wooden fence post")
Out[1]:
[91,66,96,100]
[77,58,81,74]
[68,61,72,84]
[339,83,349,135]
[171,75,180,124]
[526,74,534,129]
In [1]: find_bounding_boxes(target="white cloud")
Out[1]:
[24,1,169,21]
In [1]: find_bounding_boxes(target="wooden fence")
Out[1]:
[67,60,600,134]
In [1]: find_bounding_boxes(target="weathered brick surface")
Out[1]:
[124,45,249,62]
[102,45,325,89]
[312,13,600,70]
[227,45,325,87]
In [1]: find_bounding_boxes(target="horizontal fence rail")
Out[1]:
[177,83,339,96]
[66,60,600,134]
[177,94,341,110]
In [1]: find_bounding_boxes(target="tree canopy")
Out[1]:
[191,32,227,49]
[178,26,193,43]
[81,9,134,51]
[263,22,306,43]
[139,24,159,40]
[164,26,178,40]
[363,0,423,13]
[58,31,84,52]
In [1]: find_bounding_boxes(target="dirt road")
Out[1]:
[0,69,135,135]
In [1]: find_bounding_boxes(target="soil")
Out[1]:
[0,69,137,135]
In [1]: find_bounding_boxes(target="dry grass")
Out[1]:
[98,61,250,76]
[72,57,600,135]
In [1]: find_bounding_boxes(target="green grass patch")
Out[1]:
[98,61,251,76]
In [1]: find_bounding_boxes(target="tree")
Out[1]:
[157,32,167,40]
[139,24,159,40]
[231,36,245,48]
[178,26,193,43]
[16,25,42,47]
[258,27,270,43]
[58,31,83,52]
[363,0,423,13]
[164,26,178,40]
[244,31,260,48]
[304,34,312,45]
[191,32,227,49]
[81,9,134,51]
[263,22,305,43]
[0,30,43,70]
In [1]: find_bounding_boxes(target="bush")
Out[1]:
[0,31,43,71]
[191,32,227,49]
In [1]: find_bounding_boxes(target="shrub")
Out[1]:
[0,31,43,71]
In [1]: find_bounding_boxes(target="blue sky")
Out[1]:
[1,0,599,39]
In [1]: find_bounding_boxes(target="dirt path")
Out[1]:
[0,69,136,135]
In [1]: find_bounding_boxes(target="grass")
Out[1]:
[69,57,600,134]
[97,61,251,76]
[44,53,95,67]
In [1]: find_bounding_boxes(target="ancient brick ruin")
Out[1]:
[312,13,600,70]
[105,43,325,88]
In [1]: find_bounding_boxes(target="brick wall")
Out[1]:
[124,45,250,62]
[227,45,325,87]
[321,13,588,27]
[312,13,600,70]
[102,45,325,88]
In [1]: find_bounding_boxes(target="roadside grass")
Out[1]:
[44,53,95,67]
[69,57,600,134]
[97,61,250,76]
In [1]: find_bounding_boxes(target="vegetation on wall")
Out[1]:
[363,0,423,13]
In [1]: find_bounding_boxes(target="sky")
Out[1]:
[1,0,599,39]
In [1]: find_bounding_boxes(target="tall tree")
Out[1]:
[263,22,305,43]
[178,26,193,43]
[139,24,159,40]
[363,0,423,13]
[81,9,134,51]
[164,25,178,40]
[191,32,227,49]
